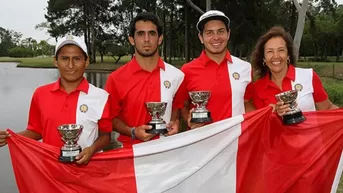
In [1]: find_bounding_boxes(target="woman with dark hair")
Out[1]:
[251,26,337,114]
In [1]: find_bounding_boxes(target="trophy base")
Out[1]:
[191,112,212,123]
[146,123,168,134]
[58,148,82,163]
[283,111,306,125]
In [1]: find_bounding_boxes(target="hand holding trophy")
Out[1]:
[275,90,306,124]
[145,102,168,134]
[57,124,83,163]
[189,91,212,123]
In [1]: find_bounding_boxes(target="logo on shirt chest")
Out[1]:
[163,80,171,89]
[294,83,303,92]
[232,72,240,80]
[79,104,88,113]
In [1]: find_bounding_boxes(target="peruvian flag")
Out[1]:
[7,107,343,193]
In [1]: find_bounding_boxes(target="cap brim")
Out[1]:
[197,15,230,32]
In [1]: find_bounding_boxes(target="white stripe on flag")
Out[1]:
[133,115,244,193]
[330,150,343,193]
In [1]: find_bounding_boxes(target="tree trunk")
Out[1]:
[168,2,174,64]
[206,0,211,11]
[90,3,96,63]
[163,9,167,60]
[184,2,189,62]
[293,0,309,62]
[186,0,204,14]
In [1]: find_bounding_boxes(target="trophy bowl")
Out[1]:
[275,90,306,125]
[57,124,83,163]
[145,102,168,134]
[189,91,212,123]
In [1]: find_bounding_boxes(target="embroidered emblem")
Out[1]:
[232,72,240,80]
[66,35,74,40]
[294,84,303,92]
[164,80,171,89]
[79,104,88,113]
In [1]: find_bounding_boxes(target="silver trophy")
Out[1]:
[275,90,306,125]
[189,91,212,123]
[145,102,168,134]
[57,124,83,162]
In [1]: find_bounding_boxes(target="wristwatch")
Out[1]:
[130,127,136,140]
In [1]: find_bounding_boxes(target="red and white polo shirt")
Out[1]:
[105,57,184,146]
[27,78,112,149]
[253,65,328,112]
[174,50,253,122]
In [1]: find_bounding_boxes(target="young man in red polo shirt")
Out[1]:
[105,12,184,147]
[0,35,112,164]
[174,10,255,129]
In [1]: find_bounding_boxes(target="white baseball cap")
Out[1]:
[196,10,230,32]
[55,35,88,56]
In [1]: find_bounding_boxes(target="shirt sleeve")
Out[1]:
[98,95,112,133]
[244,82,253,100]
[104,75,122,119]
[312,71,328,103]
[27,90,43,134]
[244,70,254,100]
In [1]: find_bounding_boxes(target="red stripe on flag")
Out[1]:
[237,108,343,193]
[237,107,272,193]
[7,130,137,193]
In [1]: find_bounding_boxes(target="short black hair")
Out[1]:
[55,44,88,61]
[129,12,163,37]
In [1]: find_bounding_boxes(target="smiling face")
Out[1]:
[198,20,230,56]
[129,20,163,58]
[54,45,89,84]
[263,36,289,76]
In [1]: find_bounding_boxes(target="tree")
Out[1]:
[293,0,309,61]
[0,27,14,56]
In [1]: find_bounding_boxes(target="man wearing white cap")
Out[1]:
[174,10,255,129]
[0,35,112,165]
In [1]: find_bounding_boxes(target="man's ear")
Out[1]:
[53,56,58,68]
[85,56,90,68]
[158,35,163,46]
[128,35,135,46]
[198,33,204,44]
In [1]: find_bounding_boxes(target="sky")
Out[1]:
[0,0,343,46]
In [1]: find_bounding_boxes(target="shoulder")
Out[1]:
[231,56,251,66]
[88,84,109,97]
[180,57,201,72]
[34,82,55,94]
[253,77,266,88]
[164,62,184,77]
[295,67,313,74]
[107,62,131,80]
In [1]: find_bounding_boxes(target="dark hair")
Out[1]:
[55,44,88,61]
[251,26,295,78]
[129,12,163,37]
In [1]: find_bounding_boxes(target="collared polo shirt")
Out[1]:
[27,78,112,149]
[105,57,184,146]
[174,50,253,122]
[253,65,328,111]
